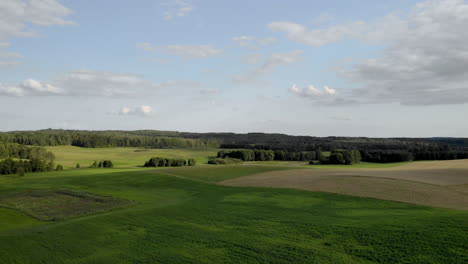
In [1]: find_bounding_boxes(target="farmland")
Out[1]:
[0,147,467,263]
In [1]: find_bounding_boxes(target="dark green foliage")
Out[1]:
[76,163,80,169]
[90,160,113,168]
[187,158,196,166]
[320,150,362,165]
[329,152,345,164]
[208,157,243,165]
[0,142,55,161]
[55,164,64,171]
[218,149,274,161]
[0,129,220,149]
[143,157,192,167]
[273,150,316,161]
[0,158,55,175]
[361,150,414,163]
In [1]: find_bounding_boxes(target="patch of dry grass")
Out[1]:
[220,160,468,210]
[0,189,132,221]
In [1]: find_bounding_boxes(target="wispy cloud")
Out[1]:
[0,71,198,97]
[137,43,222,58]
[232,36,276,49]
[233,50,303,85]
[162,0,194,20]
[117,105,155,117]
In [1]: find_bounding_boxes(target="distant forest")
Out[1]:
[1,129,468,163]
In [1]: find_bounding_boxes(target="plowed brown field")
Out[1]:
[220,160,468,210]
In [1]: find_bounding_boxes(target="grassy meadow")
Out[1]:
[0,147,466,263]
[46,146,219,168]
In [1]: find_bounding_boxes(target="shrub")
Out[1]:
[90,160,113,168]
[208,157,242,165]
[76,163,80,169]
[143,157,194,167]
[55,164,64,171]
[187,158,196,166]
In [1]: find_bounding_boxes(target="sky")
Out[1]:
[0,0,467,137]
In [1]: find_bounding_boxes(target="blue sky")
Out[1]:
[1,0,467,137]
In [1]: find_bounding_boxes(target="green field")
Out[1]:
[46,146,219,168]
[0,147,467,263]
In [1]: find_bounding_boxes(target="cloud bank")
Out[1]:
[272,0,468,105]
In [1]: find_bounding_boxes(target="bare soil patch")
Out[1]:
[220,160,468,210]
[0,189,132,221]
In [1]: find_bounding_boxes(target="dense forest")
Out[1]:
[0,130,219,149]
[1,129,467,164]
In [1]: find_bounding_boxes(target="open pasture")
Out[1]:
[46,146,219,168]
[221,160,468,210]
[0,167,467,263]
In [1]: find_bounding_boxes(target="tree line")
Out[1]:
[361,150,468,163]
[143,157,196,167]
[217,149,275,161]
[0,130,220,149]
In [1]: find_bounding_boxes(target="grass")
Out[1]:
[157,165,297,182]
[0,147,466,263]
[245,161,413,169]
[46,146,219,168]
[0,167,466,263]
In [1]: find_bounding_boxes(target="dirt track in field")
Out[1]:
[220,160,468,210]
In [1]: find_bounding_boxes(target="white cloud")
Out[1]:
[0,78,64,96]
[273,0,468,105]
[0,0,74,42]
[233,50,303,85]
[0,71,195,97]
[162,0,193,20]
[118,105,155,117]
[232,35,276,48]
[289,84,337,98]
[258,50,303,73]
[0,0,74,67]
[137,43,222,58]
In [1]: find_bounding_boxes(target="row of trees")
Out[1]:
[361,150,414,163]
[0,158,62,175]
[0,130,220,149]
[90,160,114,168]
[361,150,468,163]
[143,157,196,167]
[217,149,275,161]
[273,150,318,161]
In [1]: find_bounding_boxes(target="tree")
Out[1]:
[187,158,196,166]
[76,163,80,169]
[55,164,64,171]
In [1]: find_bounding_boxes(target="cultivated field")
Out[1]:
[221,160,468,210]
[0,147,467,263]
